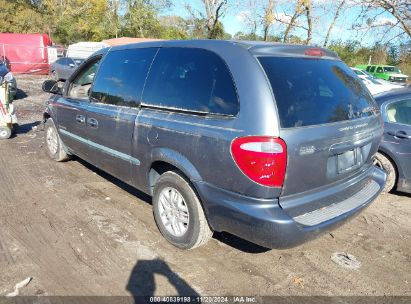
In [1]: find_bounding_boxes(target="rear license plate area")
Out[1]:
[337,149,356,173]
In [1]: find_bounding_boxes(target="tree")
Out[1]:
[323,0,346,47]
[0,0,44,34]
[303,0,312,44]
[281,0,312,44]
[282,0,306,43]
[236,0,260,40]
[262,0,275,41]
[186,0,230,39]
[354,0,411,43]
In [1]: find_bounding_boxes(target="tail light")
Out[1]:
[231,136,287,187]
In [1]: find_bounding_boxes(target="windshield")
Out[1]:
[259,57,377,128]
[353,69,364,76]
[384,67,400,73]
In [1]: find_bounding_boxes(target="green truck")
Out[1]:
[356,64,408,84]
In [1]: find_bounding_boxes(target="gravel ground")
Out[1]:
[0,75,410,299]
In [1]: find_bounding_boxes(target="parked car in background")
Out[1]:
[0,61,17,97]
[351,67,402,95]
[374,88,411,194]
[49,57,84,81]
[42,40,386,250]
[356,64,408,84]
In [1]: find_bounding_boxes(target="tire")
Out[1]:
[51,70,59,81]
[0,126,12,139]
[374,152,396,193]
[44,119,70,162]
[152,171,213,250]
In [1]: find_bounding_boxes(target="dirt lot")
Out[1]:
[0,75,410,298]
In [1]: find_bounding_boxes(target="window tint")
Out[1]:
[91,48,157,107]
[366,66,371,72]
[384,66,400,73]
[376,67,383,73]
[66,58,74,65]
[259,57,377,128]
[68,57,101,99]
[58,58,67,65]
[386,99,411,125]
[370,66,376,73]
[142,48,238,116]
[91,48,157,108]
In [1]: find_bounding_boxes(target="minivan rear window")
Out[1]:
[259,57,376,128]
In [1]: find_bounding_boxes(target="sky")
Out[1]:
[167,0,403,46]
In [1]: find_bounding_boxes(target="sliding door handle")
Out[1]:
[87,117,98,128]
[75,114,85,124]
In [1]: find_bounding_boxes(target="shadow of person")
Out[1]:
[126,258,199,303]
[14,121,41,135]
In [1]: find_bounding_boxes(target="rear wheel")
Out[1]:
[152,171,213,249]
[373,152,396,193]
[45,119,70,161]
[0,126,12,139]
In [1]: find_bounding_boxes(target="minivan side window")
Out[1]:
[91,48,158,108]
[369,66,376,73]
[68,57,101,100]
[142,48,239,116]
[386,99,411,125]
[376,67,383,73]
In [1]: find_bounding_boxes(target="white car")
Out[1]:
[351,67,403,95]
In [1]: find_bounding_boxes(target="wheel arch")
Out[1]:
[147,148,202,196]
[376,148,400,188]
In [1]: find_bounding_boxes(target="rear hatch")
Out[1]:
[257,51,382,212]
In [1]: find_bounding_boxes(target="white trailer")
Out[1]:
[66,42,109,59]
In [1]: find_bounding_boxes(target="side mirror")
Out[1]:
[42,80,61,94]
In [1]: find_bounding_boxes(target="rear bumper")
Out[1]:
[195,166,386,249]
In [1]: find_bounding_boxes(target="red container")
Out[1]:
[0,33,52,75]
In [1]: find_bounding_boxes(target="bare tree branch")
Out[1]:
[323,0,346,47]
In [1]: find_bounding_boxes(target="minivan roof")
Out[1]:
[108,39,340,59]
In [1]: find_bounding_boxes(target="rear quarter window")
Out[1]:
[259,57,377,128]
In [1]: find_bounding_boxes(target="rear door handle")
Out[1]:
[76,114,85,124]
[388,130,411,139]
[87,117,98,128]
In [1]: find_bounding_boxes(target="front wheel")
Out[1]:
[0,126,12,139]
[373,152,396,193]
[45,119,70,161]
[152,171,213,250]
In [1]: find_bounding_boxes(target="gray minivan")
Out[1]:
[42,40,386,250]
